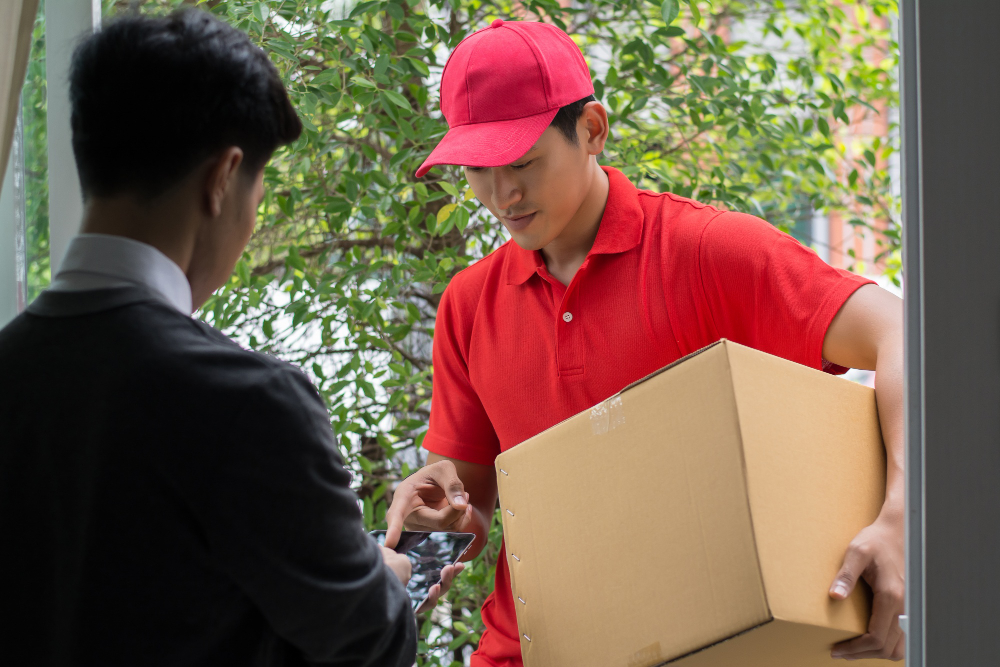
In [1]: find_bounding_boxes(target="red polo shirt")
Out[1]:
[423,166,872,667]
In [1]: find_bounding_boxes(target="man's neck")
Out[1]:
[540,162,610,286]
[80,195,199,274]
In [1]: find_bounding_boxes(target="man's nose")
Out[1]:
[491,168,522,212]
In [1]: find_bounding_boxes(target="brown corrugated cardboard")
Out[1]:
[495,340,894,667]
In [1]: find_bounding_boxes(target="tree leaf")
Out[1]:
[818,117,830,138]
[687,0,701,26]
[349,1,379,19]
[383,90,412,110]
[351,76,378,89]
[662,0,680,25]
[253,2,268,23]
[455,207,470,233]
[436,203,457,224]
[237,259,251,286]
[405,57,430,76]
[385,2,404,20]
[312,68,339,85]
[266,39,297,61]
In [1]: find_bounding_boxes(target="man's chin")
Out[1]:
[511,236,546,252]
[507,226,551,252]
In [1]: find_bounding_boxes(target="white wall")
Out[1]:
[45,0,100,274]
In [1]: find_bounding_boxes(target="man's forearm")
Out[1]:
[875,338,905,515]
[824,287,906,659]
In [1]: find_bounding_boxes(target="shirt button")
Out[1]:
[562,312,573,323]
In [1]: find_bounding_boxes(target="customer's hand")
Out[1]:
[829,508,905,661]
[415,562,465,613]
[379,545,412,586]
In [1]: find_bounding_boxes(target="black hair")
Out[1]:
[69,9,302,199]
[548,94,598,145]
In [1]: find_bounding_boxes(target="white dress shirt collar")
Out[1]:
[50,234,193,315]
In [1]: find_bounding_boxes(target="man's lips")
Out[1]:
[502,212,537,231]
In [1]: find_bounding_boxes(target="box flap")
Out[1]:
[496,343,770,667]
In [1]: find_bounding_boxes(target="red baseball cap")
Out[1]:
[415,19,595,178]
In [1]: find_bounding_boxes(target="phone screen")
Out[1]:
[371,530,475,610]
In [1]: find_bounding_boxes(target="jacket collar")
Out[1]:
[26,285,167,318]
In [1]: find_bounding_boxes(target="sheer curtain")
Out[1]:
[1,0,39,186]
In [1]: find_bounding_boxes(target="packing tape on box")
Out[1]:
[590,395,625,435]
[627,641,663,667]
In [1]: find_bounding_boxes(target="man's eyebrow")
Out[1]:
[512,144,540,161]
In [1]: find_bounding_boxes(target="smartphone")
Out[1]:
[371,530,475,611]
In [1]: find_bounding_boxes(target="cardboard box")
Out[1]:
[495,340,895,667]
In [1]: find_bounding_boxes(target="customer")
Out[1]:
[0,9,455,666]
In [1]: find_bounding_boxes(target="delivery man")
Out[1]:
[386,19,904,664]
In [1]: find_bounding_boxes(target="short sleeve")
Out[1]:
[423,283,501,466]
[698,211,874,371]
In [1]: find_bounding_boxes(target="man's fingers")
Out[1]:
[427,460,469,509]
[413,563,465,614]
[830,539,874,600]
[385,478,425,548]
[832,559,905,658]
[385,461,472,550]
[860,629,906,661]
[833,625,904,660]
[383,505,406,549]
[832,633,877,658]
[866,586,902,646]
[831,632,892,659]
[832,597,902,659]
[379,545,412,585]
[891,633,905,660]
[416,584,442,614]
[440,563,465,593]
[406,505,467,531]
[830,533,905,660]
[834,591,902,658]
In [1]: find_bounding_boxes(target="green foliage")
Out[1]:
[22,0,50,301]
[662,0,680,25]
[24,0,899,663]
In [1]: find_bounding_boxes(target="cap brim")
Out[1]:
[415,107,560,178]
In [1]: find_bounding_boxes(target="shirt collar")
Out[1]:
[54,233,194,315]
[504,166,644,285]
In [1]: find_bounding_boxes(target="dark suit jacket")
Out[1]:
[0,286,416,666]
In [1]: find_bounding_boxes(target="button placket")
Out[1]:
[556,272,585,374]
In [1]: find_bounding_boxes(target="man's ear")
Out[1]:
[205,147,245,218]
[579,101,610,156]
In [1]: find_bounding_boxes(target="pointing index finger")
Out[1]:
[384,484,417,549]
[383,516,403,550]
